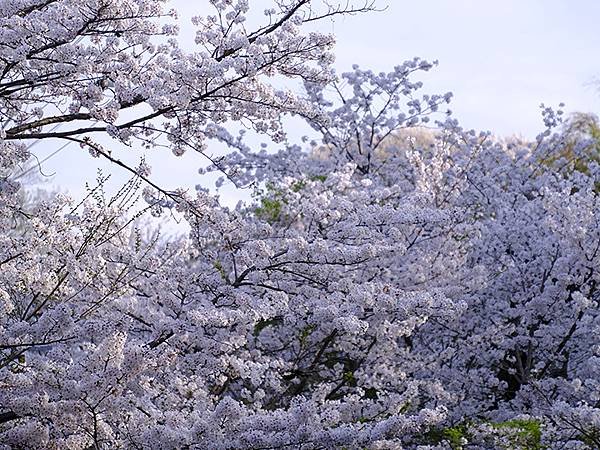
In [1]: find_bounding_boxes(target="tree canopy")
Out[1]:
[1,1,600,449]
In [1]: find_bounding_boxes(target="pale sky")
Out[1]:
[30,0,600,204]
[323,0,600,137]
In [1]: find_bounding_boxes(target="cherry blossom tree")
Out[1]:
[2,1,600,449]
[206,67,600,448]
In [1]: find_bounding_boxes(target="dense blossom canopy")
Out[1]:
[1,0,600,449]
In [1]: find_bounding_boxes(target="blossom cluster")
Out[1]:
[1,1,600,449]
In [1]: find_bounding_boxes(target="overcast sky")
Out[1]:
[34,0,600,204]
[323,0,600,137]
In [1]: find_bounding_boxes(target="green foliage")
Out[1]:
[540,112,600,192]
[343,370,355,384]
[253,175,327,223]
[253,181,289,223]
[299,324,316,346]
[253,317,283,336]
[492,419,543,450]
[291,180,306,192]
[424,423,469,449]
[424,419,543,450]
[213,260,227,280]
[444,425,468,449]
[254,197,283,224]
[290,174,326,193]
